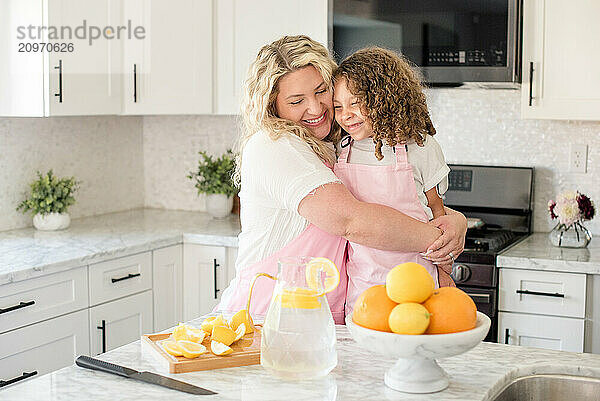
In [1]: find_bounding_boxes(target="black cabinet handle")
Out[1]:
[111,273,140,283]
[133,64,137,102]
[516,289,565,298]
[54,59,63,103]
[505,328,510,345]
[0,300,35,315]
[97,319,107,354]
[213,259,220,299]
[528,61,534,106]
[0,371,38,388]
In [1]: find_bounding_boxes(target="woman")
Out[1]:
[217,35,466,324]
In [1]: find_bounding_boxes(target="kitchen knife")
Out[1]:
[75,355,217,395]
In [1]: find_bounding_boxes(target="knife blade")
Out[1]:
[75,355,217,395]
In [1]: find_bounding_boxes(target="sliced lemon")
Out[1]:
[162,340,183,357]
[177,340,207,359]
[305,257,340,294]
[211,340,233,356]
[233,323,246,342]
[200,315,227,334]
[172,322,192,342]
[211,325,236,346]
[187,326,206,343]
[229,309,254,334]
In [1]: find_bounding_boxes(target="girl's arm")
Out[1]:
[298,182,456,252]
[425,187,446,219]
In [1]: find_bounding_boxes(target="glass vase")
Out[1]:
[548,221,592,248]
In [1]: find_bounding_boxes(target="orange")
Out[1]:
[422,287,477,334]
[386,262,434,304]
[352,285,398,332]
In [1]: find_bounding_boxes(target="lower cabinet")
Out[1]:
[89,290,153,355]
[182,244,237,320]
[152,245,183,332]
[498,311,585,352]
[0,309,89,389]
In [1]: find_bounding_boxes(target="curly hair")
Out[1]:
[235,35,341,185]
[333,47,436,160]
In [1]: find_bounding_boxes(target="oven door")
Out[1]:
[457,287,497,343]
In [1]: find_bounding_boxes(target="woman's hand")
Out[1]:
[422,208,467,263]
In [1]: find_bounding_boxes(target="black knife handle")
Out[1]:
[75,355,137,378]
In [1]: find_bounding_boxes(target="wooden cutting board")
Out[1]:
[141,326,261,373]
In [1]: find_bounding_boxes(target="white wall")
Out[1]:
[426,88,600,234]
[0,116,144,231]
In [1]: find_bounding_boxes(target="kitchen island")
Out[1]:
[2,314,600,401]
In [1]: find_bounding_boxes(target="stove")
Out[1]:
[445,165,534,342]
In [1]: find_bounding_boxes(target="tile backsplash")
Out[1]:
[1,88,598,234]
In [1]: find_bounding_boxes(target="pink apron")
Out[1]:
[216,172,348,325]
[333,140,439,317]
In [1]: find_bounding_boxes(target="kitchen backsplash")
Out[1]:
[1,88,598,234]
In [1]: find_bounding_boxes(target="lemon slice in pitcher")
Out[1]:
[306,257,340,294]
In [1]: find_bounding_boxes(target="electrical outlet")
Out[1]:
[570,144,588,173]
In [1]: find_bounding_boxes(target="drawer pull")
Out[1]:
[516,289,565,298]
[213,259,220,299]
[0,371,38,388]
[505,328,510,345]
[97,319,107,354]
[0,300,35,315]
[111,273,141,283]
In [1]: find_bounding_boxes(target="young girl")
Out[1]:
[332,47,456,316]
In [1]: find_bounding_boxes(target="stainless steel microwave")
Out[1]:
[331,0,522,85]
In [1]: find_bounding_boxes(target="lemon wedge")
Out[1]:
[233,323,246,342]
[187,326,206,343]
[172,323,193,342]
[306,257,340,294]
[211,325,236,346]
[200,316,216,334]
[229,309,254,334]
[211,340,233,356]
[177,340,207,359]
[162,340,183,357]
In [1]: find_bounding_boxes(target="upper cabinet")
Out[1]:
[214,0,328,115]
[0,0,122,117]
[521,0,600,120]
[122,0,212,115]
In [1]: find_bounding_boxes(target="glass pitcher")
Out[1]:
[252,256,337,380]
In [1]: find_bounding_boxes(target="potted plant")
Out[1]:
[188,150,238,218]
[16,170,80,231]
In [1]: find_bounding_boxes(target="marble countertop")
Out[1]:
[0,209,241,286]
[498,233,600,274]
[2,314,600,401]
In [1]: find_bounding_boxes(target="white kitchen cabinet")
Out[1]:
[498,268,588,352]
[0,0,122,117]
[122,0,212,115]
[214,0,328,114]
[89,290,153,355]
[499,311,584,352]
[182,244,237,320]
[521,0,600,120]
[0,309,89,389]
[152,245,183,332]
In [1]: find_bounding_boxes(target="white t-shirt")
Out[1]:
[335,135,450,220]
[235,131,341,270]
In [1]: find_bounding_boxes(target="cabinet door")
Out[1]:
[521,0,600,120]
[122,0,212,115]
[46,0,122,115]
[182,244,227,320]
[0,309,89,389]
[0,0,45,116]
[498,311,584,352]
[152,245,183,332]
[226,247,238,289]
[214,0,328,114]
[89,290,153,355]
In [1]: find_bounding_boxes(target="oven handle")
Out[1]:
[465,292,491,303]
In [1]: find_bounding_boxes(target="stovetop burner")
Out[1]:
[465,229,518,253]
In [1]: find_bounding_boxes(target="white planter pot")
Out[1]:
[33,212,71,231]
[205,194,233,219]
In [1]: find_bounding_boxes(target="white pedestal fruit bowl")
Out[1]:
[346,311,491,394]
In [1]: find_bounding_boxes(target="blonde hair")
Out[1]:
[234,35,340,185]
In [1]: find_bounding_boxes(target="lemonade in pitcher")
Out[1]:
[254,257,339,380]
